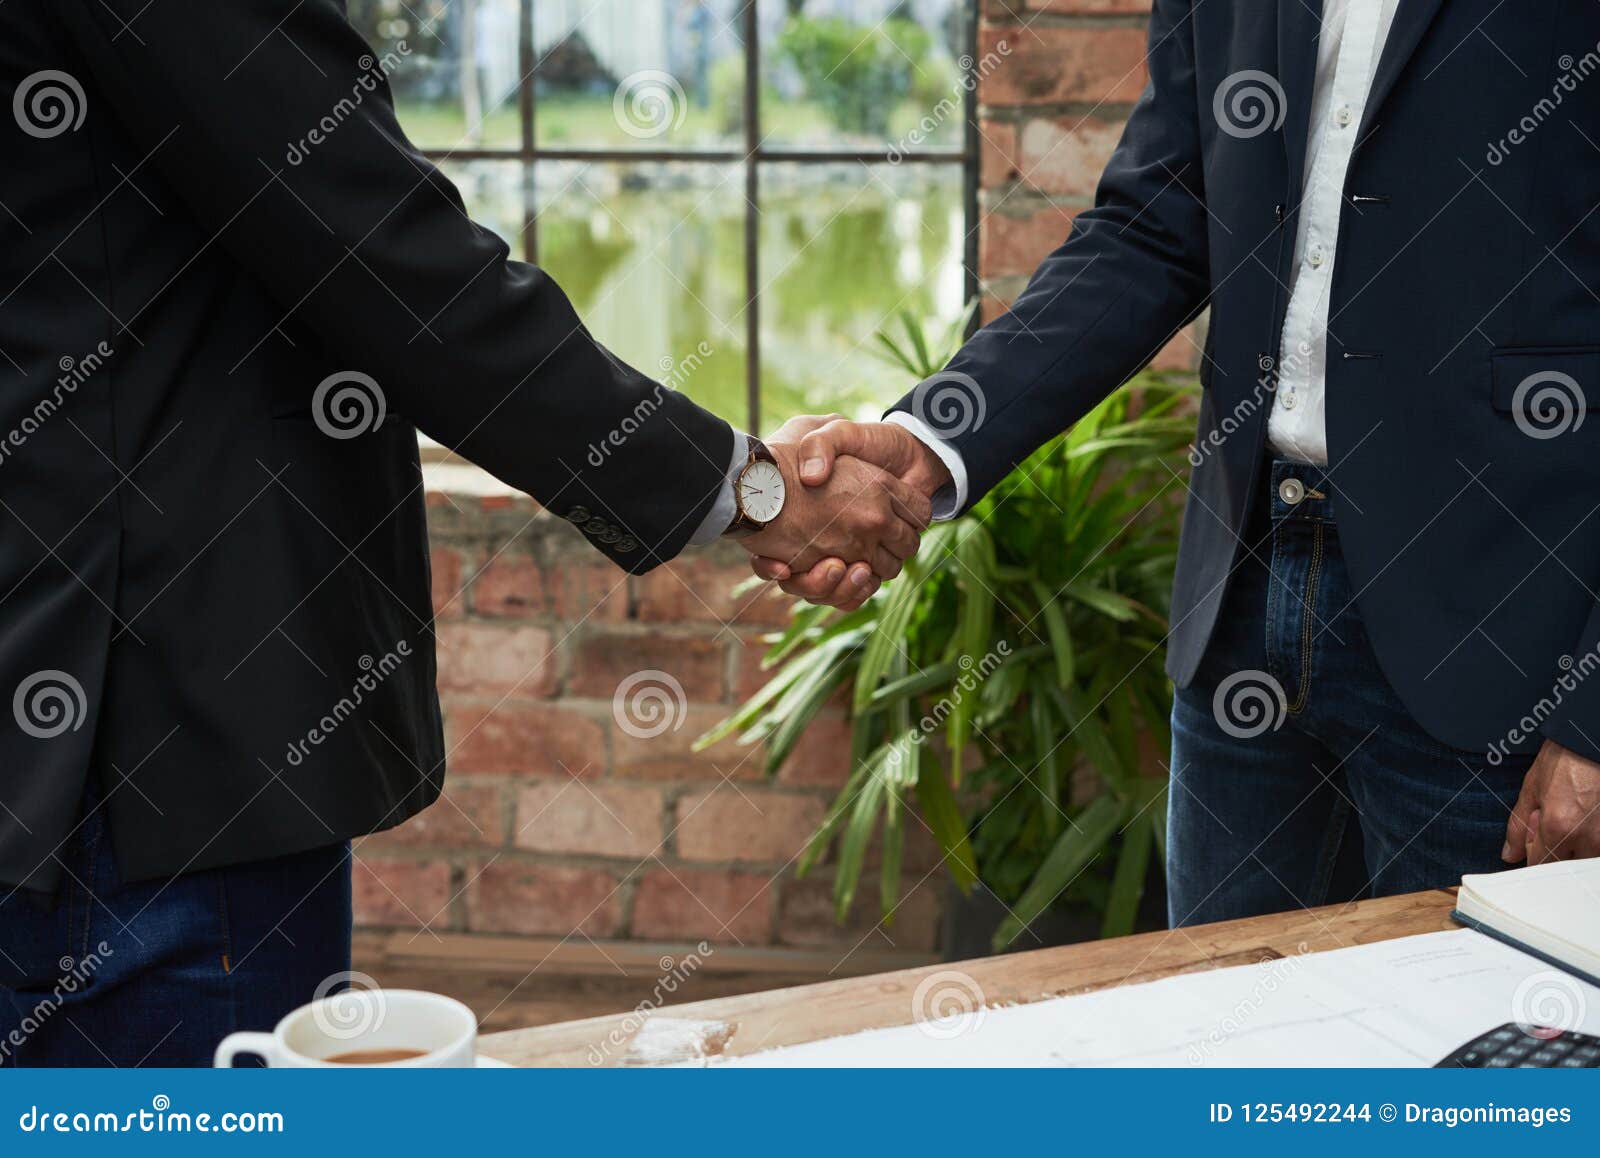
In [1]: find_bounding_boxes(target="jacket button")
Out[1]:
[597,526,622,544]
[1279,478,1305,505]
[615,537,638,553]
[568,506,591,525]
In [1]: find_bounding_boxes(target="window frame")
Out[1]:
[423,0,980,433]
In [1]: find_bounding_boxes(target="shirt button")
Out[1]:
[1279,478,1306,505]
[1282,393,1296,410]
[1308,244,1327,269]
[1334,105,1354,127]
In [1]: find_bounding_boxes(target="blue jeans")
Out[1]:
[0,794,351,1066]
[1167,459,1532,927]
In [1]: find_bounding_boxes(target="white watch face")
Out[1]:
[738,460,786,524]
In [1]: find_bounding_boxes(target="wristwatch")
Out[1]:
[724,434,787,536]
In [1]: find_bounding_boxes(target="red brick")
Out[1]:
[465,861,622,937]
[776,875,943,953]
[512,780,664,858]
[568,632,725,703]
[979,118,1019,187]
[631,867,773,944]
[674,789,828,864]
[610,704,765,783]
[1024,0,1150,13]
[634,552,794,628]
[472,552,546,618]
[430,546,467,621]
[981,204,1078,279]
[776,714,855,788]
[980,25,1148,106]
[1151,323,1203,372]
[444,701,606,777]
[980,294,1013,324]
[435,622,557,697]
[475,551,629,623]
[351,855,453,929]
[1015,114,1124,198]
[363,782,503,848]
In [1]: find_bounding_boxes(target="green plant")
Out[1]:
[775,16,932,137]
[700,308,1196,952]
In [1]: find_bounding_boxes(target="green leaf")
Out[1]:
[992,794,1124,951]
[914,758,978,891]
[1101,806,1154,939]
[1031,581,1075,688]
[834,752,890,920]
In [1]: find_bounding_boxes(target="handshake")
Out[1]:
[734,415,953,612]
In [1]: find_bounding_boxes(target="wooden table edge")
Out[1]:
[479,887,1461,1068]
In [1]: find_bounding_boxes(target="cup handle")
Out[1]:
[214,1032,280,1068]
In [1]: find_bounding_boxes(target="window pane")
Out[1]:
[345,0,523,150]
[536,162,748,422]
[534,1,746,151]
[759,0,968,153]
[438,160,527,253]
[759,162,965,430]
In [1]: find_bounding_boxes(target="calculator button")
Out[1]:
[1559,1058,1591,1068]
[1485,1056,1517,1067]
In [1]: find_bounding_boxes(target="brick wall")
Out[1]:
[354,492,942,955]
[977,0,1201,367]
[353,0,1193,960]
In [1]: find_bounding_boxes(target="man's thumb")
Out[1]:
[799,420,906,486]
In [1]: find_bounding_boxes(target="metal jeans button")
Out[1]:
[1279,477,1305,505]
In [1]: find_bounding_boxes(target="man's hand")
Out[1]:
[1502,739,1600,864]
[752,419,952,610]
[735,434,932,590]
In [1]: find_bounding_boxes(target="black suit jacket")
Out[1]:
[894,0,1600,764]
[0,1,733,891]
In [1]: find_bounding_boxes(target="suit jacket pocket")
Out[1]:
[1489,347,1597,436]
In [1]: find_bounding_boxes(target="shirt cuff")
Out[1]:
[686,428,747,546]
[884,412,967,520]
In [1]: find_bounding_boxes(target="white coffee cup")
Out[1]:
[214,989,477,1068]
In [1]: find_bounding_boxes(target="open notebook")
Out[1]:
[1453,859,1600,990]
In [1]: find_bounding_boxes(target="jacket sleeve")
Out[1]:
[888,0,1209,510]
[57,0,734,574]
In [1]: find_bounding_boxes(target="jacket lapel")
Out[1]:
[1355,0,1449,142]
[1278,0,1326,203]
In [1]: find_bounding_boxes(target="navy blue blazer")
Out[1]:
[894,0,1600,763]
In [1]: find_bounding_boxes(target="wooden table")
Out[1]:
[479,888,1460,1067]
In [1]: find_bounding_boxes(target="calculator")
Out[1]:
[1436,1023,1600,1068]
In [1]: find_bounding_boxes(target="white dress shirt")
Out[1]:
[1268,0,1400,465]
